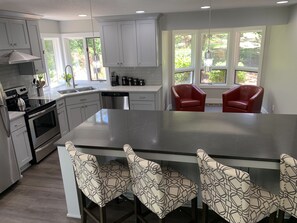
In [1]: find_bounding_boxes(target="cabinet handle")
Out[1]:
[10,43,13,46]
[58,103,64,106]
[14,43,17,46]
[14,123,22,127]
[35,69,39,72]
[139,97,146,99]
[80,99,87,102]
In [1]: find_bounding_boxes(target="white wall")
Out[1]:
[262,5,297,114]
[59,20,100,33]
[39,19,61,33]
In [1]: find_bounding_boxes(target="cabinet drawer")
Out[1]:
[66,93,99,106]
[10,116,26,132]
[130,93,154,101]
[56,99,65,110]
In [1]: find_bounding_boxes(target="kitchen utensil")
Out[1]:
[139,79,145,86]
[17,97,26,111]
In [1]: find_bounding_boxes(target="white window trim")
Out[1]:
[172,26,266,88]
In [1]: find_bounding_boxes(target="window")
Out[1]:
[64,36,107,82]
[200,32,229,84]
[43,38,64,87]
[173,33,194,85]
[172,27,265,88]
[234,30,263,85]
[87,37,107,81]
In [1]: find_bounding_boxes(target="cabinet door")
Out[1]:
[0,19,12,50]
[26,20,45,73]
[136,20,158,67]
[84,102,100,120]
[130,101,155,110]
[11,126,32,171]
[100,22,121,67]
[58,107,69,136]
[118,21,137,66]
[67,104,84,130]
[9,19,30,49]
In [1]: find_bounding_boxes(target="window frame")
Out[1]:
[42,36,64,88]
[171,26,265,88]
[61,32,108,85]
[172,30,197,85]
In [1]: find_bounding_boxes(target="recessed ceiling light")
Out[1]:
[277,0,288,3]
[136,10,145,14]
[201,5,211,9]
[78,14,87,17]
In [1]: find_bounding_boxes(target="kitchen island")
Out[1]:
[56,109,297,218]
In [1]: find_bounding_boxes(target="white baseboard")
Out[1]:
[206,98,222,104]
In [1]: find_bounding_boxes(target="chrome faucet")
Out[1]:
[64,65,76,88]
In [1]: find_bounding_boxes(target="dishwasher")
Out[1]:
[101,92,130,110]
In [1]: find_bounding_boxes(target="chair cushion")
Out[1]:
[180,99,200,108]
[227,100,248,110]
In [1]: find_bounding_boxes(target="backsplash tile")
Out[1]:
[0,64,36,96]
[110,66,162,85]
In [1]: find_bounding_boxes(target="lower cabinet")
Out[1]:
[129,92,157,110]
[57,99,69,137]
[66,93,101,131]
[11,116,32,172]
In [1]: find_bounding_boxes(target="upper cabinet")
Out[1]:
[100,21,137,67]
[0,18,30,50]
[25,20,45,74]
[99,16,159,67]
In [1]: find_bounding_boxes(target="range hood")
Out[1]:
[0,50,40,65]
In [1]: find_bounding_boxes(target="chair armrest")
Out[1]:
[247,88,264,112]
[222,86,241,102]
[192,85,206,106]
[171,87,181,110]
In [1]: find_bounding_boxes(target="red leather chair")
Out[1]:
[222,85,264,113]
[171,84,206,112]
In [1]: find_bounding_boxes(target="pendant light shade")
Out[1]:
[89,0,99,71]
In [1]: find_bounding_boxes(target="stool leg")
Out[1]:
[191,197,198,223]
[99,206,106,223]
[278,210,285,223]
[79,190,87,223]
[268,211,277,223]
[202,202,208,223]
[159,218,165,223]
[134,195,141,223]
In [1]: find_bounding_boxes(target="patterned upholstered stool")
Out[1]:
[65,141,133,223]
[123,144,198,223]
[278,154,297,223]
[197,149,278,223]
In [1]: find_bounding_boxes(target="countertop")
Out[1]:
[31,85,162,101]
[56,109,297,163]
[9,111,25,121]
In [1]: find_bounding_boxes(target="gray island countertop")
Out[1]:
[56,109,297,166]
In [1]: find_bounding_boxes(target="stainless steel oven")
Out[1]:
[5,86,61,163]
[27,101,61,163]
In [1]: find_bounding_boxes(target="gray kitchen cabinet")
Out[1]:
[0,18,30,50]
[99,18,158,67]
[136,20,158,67]
[66,93,101,130]
[25,20,45,74]
[100,21,137,67]
[56,99,69,136]
[10,116,32,172]
[129,93,156,110]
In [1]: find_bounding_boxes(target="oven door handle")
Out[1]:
[28,104,56,119]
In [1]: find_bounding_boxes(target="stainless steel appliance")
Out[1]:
[101,92,129,110]
[5,86,61,163]
[0,82,21,193]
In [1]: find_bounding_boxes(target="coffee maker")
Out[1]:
[110,72,119,86]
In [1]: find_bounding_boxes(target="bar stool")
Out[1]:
[65,141,133,223]
[278,154,297,223]
[197,149,278,223]
[123,144,198,223]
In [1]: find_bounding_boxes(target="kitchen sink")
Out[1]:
[58,89,78,94]
[76,86,95,92]
[58,86,95,94]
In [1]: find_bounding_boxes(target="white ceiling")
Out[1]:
[0,0,296,21]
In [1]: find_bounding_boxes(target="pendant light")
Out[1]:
[89,0,100,78]
[204,0,213,72]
